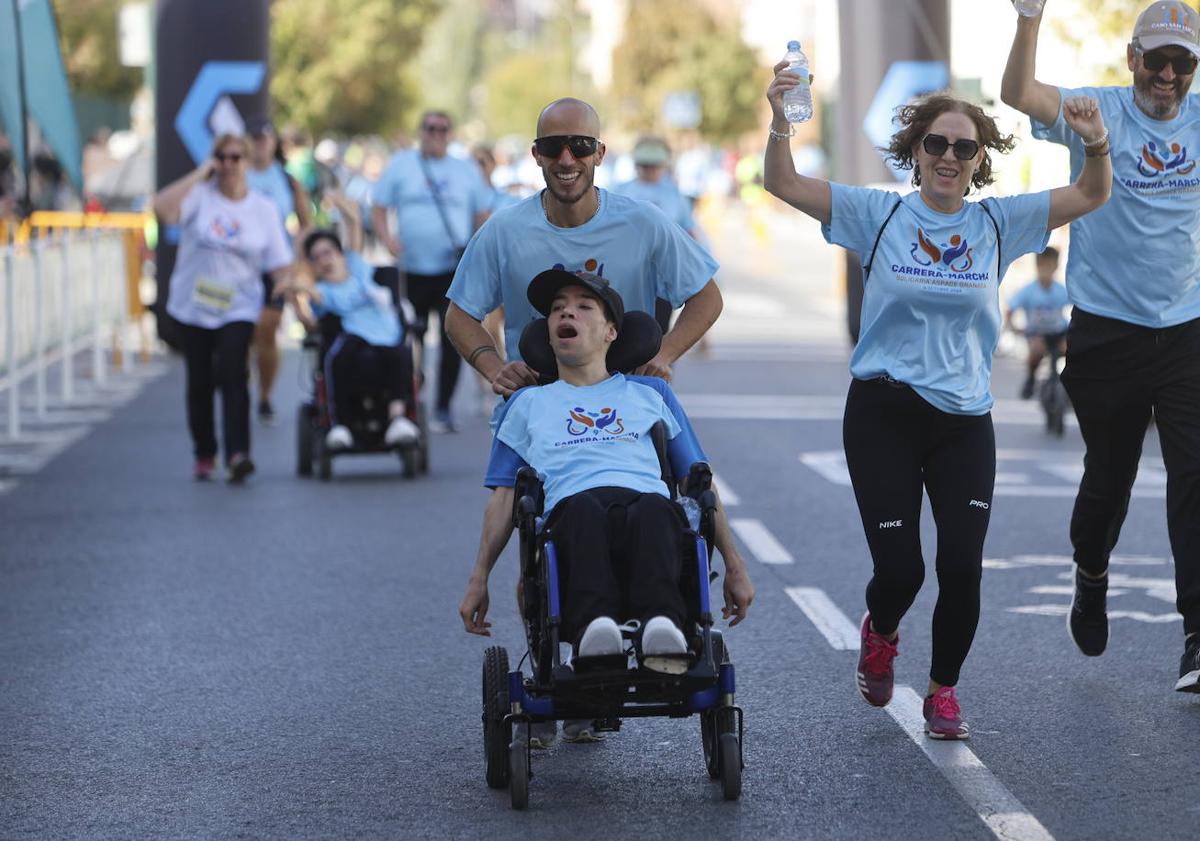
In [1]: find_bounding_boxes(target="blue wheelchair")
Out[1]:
[479,312,744,809]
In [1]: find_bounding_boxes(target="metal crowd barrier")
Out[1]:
[0,212,152,440]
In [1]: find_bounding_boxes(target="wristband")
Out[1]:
[468,345,499,366]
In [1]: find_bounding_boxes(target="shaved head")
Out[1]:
[536,98,601,138]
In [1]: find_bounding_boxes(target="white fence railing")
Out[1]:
[0,230,132,439]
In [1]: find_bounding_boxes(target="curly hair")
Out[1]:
[882,93,1016,194]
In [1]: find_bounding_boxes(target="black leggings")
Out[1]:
[547,487,688,647]
[842,378,996,687]
[324,334,414,426]
[180,321,254,463]
[406,271,460,413]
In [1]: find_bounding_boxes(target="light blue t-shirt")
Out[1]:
[487,374,706,512]
[448,189,718,362]
[313,252,402,347]
[611,176,697,233]
[1033,86,1200,328]
[371,150,491,275]
[1009,279,1070,335]
[246,162,295,229]
[823,184,1051,415]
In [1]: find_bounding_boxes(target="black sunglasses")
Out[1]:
[1138,47,1199,75]
[533,135,600,159]
[922,133,979,161]
[422,124,450,134]
[215,152,243,163]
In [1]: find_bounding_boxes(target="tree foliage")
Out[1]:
[270,0,440,136]
[611,0,764,143]
[52,0,142,101]
[1049,0,1143,85]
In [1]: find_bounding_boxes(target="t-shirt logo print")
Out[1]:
[910,228,973,273]
[551,259,606,277]
[1137,140,1196,178]
[567,405,625,436]
[209,218,242,242]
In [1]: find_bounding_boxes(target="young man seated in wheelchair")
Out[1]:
[458,269,754,675]
[292,196,420,451]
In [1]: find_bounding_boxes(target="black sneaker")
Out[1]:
[258,399,277,426]
[1068,569,1108,656]
[1175,634,1200,693]
[1020,377,1036,400]
[226,453,256,484]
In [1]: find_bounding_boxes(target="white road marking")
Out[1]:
[785,587,1055,840]
[729,518,793,564]
[1008,605,1180,623]
[886,687,1056,841]
[680,393,1071,428]
[785,587,860,649]
[798,450,1166,499]
[711,473,740,506]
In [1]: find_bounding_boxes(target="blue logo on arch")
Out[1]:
[174,61,266,164]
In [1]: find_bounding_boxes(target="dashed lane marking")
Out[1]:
[711,473,740,506]
[729,518,793,564]
[788,586,1056,841]
[785,587,860,649]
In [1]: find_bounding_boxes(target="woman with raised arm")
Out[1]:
[764,63,1112,739]
[154,133,293,483]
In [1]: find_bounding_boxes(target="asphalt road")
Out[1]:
[2,208,1197,840]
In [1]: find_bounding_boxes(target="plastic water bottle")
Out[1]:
[1012,0,1045,16]
[678,496,702,531]
[782,41,813,124]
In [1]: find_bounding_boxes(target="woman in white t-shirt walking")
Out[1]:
[154,133,293,482]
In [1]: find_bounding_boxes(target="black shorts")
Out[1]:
[261,273,285,311]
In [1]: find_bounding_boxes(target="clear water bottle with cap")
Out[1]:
[1012,0,1046,16]
[782,40,813,124]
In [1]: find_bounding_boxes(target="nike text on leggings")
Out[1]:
[842,378,996,687]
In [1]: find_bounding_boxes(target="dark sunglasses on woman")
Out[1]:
[533,135,600,159]
[922,133,979,161]
[1138,47,1199,76]
[215,152,243,163]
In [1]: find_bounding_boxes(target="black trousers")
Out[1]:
[405,271,460,413]
[1061,309,1200,636]
[547,487,688,647]
[843,378,996,687]
[324,334,414,426]
[180,321,254,463]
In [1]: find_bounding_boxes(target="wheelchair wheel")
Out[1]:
[400,447,418,479]
[316,436,332,481]
[296,406,315,477]
[509,724,530,810]
[699,632,729,778]
[482,646,511,789]
[718,732,742,801]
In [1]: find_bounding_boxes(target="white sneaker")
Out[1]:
[325,425,354,450]
[641,615,689,674]
[384,415,420,446]
[578,616,623,658]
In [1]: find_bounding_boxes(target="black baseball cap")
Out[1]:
[527,269,625,329]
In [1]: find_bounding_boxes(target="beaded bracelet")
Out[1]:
[768,125,795,141]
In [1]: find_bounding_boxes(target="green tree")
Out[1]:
[611,0,763,143]
[52,0,142,101]
[1049,1,1143,85]
[270,0,440,136]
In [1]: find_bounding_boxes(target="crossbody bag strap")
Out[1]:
[417,153,465,251]
[863,199,903,284]
[977,199,1002,280]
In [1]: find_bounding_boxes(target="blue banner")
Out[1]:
[19,0,83,191]
[0,0,25,177]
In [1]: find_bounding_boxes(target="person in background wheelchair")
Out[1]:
[458,270,754,667]
[292,194,420,450]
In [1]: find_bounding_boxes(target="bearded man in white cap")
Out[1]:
[1002,2,1200,692]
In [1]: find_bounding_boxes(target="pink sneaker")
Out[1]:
[193,456,216,481]
[923,686,969,740]
[856,613,898,707]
